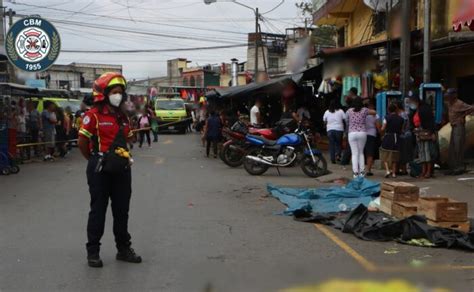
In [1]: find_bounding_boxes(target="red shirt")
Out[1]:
[79,106,132,153]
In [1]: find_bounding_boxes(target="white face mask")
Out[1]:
[109,93,123,107]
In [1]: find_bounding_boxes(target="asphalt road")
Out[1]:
[1,133,473,291]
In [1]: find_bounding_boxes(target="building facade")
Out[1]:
[313,0,474,103]
[38,63,122,91]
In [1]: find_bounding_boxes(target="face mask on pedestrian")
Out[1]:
[409,103,417,110]
[109,93,123,107]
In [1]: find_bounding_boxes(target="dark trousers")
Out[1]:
[448,124,466,171]
[86,156,132,255]
[327,130,343,163]
[139,130,151,147]
[206,137,218,157]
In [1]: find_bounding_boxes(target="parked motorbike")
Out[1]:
[220,120,277,167]
[221,119,295,167]
[243,124,327,178]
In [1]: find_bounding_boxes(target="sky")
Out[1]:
[5,0,305,80]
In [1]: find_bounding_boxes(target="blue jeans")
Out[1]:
[327,130,343,163]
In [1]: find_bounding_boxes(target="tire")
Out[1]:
[243,148,269,176]
[222,143,245,168]
[301,154,328,178]
[1,167,10,175]
[10,165,20,174]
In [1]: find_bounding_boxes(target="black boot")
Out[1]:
[116,247,142,263]
[87,253,103,268]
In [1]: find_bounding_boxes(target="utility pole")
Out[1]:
[400,0,412,96]
[386,0,393,88]
[0,0,5,51]
[254,7,259,82]
[423,0,431,83]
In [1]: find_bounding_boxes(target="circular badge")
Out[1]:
[5,17,61,72]
[83,116,91,125]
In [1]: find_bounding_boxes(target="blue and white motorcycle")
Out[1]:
[243,124,328,178]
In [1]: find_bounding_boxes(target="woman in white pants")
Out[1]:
[345,97,376,177]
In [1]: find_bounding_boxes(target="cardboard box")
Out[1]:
[419,197,468,222]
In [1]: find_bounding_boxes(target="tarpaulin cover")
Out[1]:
[297,205,474,251]
[267,178,380,215]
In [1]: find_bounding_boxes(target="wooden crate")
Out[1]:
[392,201,418,218]
[381,182,419,202]
[382,181,419,194]
[419,197,468,222]
[379,196,393,215]
[427,220,470,233]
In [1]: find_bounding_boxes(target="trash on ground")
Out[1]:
[267,178,380,215]
[384,248,399,255]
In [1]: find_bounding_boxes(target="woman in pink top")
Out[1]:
[345,97,376,177]
[138,109,152,148]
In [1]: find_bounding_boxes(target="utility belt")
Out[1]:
[91,114,131,174]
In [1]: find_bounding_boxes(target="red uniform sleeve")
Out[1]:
[78,111,97,139]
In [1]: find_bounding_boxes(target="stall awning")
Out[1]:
[206,65,322,101]
[453,0,474,32]
[206,74,302,100]
[0,82,41,97]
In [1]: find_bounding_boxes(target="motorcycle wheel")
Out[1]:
[10,165,20,174]
[243,148,269,176]
[1,167,10,175]
[301,154,328,178]
[222,143,244,168]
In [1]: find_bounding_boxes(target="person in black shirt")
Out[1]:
[380,103,405,178]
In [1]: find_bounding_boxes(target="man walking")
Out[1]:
[445,88,474,175]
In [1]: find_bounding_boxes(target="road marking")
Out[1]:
[163,139,173,145]
[314,223,474,273]
[314,224,377,272]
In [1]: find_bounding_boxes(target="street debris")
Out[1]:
[383,248,399,255]
[457,177,474,181]
[406,238,436,247]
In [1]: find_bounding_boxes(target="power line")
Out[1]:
[61,44,247,53]
[261,0,285,15]
[7,1,248,36]
[49,18,245,44]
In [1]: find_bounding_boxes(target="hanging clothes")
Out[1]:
[341,76,362,106]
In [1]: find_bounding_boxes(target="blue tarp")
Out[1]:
[267,178,381,215]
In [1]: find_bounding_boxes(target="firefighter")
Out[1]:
[78,72,142,268]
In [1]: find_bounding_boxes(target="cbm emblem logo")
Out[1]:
[5,17,61,72]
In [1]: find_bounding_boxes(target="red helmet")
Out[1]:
[92,72,127,103]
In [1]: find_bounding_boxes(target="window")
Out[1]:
[190,76,196,86]
[59,80,70,89]
[182,77,188,86]
[268,57,279,69]
[373,12,387,35]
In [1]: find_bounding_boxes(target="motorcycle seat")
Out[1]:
[247,134,277,146]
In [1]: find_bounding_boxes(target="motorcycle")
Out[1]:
[221,119,294,168]
[243,124,328,178]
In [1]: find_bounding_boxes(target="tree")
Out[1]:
[295,0,336,48]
